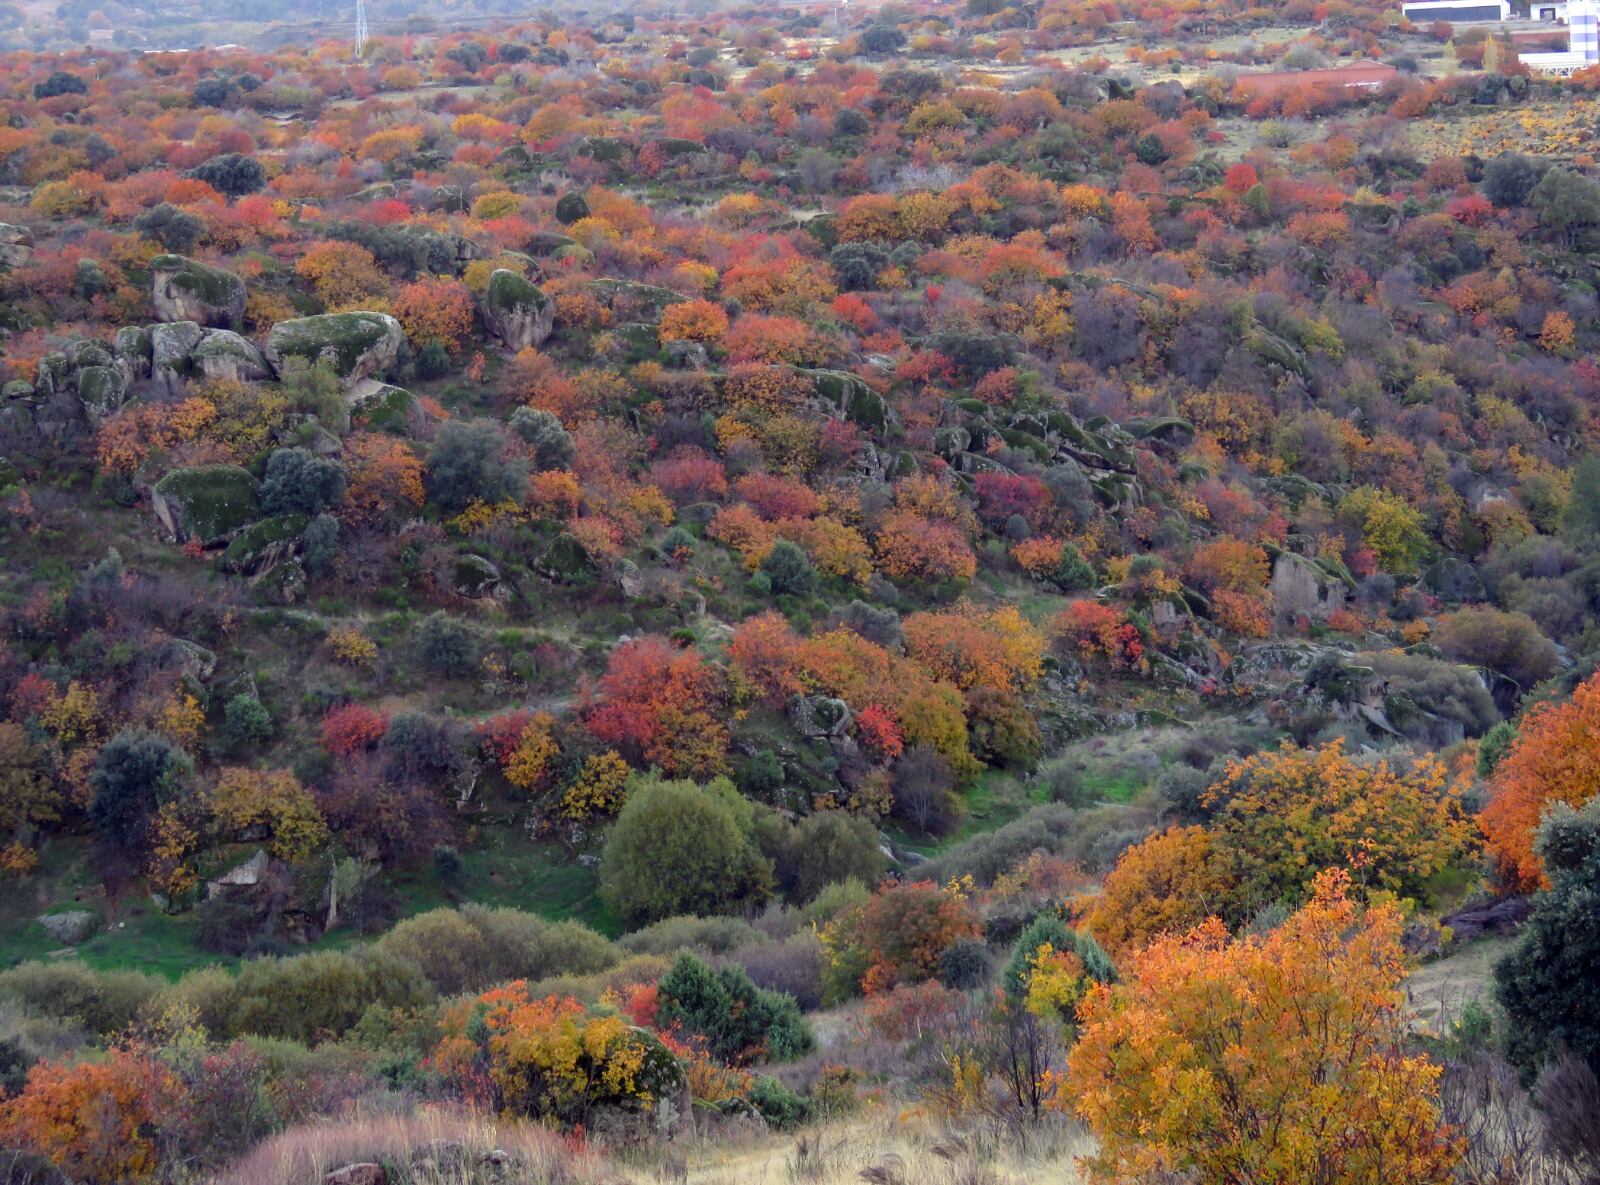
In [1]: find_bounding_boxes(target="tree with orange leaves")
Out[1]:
[1480,672,1600,890]
[0,1047,181,1185]
[1109,191,1158,255]
[874,513,977,584]
[293,239,388,309]
[851,878,981,994]
[1067,870,1458,1185]
[1083,825,1235,956]
[393,276,477,353]
[902,604,1046,692]
[342,432,425,525]
[585,637,729,779]
[658,298,729,345]
[432,983,667,1125]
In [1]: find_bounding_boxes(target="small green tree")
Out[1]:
[261,448,347,517]
[1002,912,1115,1001]
[88,730,191,850]
[759,539,817,597]
[599,775,773,925]
[1495,798,1600,1078]
[424,419,529,514]
[656,953,815,1064]
[415,612,482,676]
[223,694,273,745]
[781,810,887,904]
[509,406,575,471]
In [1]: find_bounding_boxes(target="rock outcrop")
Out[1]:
[150,254,246,329]
[265,312,405,388]
[192,329,272,383]
[39,910,99,945]
[482,269,554,350]
[150,320,206,395]
[1269,552,1349,627]
[150,464,262,546]
[0,222,33,269]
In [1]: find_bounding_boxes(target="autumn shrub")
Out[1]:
[432,983,679,1126]
[1481,673,1600,890]
[584,637,730,779]
[1084,825,1235,956]
[1202,740,1476,918]
[0,1046,180,1185]
[1068,870,1458,1185]
[849,879,981,994]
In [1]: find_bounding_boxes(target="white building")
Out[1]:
[1522,0,1599,72]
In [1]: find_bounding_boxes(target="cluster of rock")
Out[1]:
[2,252,560,453]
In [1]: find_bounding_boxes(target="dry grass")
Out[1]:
[614,1110,1092,1185]
[216,1105,1092,1185]
[216,1106,608,1185]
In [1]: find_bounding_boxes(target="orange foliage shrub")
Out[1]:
[1068,870,1457,1185]
[393,276,476,352]
[1480,673,1600,890]
[1083,825,1233,955]
[0,1048,180,1185]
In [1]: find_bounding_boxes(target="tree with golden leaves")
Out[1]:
[1067,869,1459,1185]
[1205,740,1475,917]
[1083,824,1234,957]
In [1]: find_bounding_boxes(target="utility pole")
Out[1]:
[354,0,368,59]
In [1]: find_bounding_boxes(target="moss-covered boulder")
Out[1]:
[525,231,577,257]
[151,464,261,546]
[150,254,246,330]
[482,269,554,351]
[804,368,889,430]
[453,553,501,598]
[193,329,271,383]
[1269,551,1349,627]
[75,364,127,420]
[66,340,113,371]
[151,320,206,396]
[265,312,404,389]
[349,380,422,432]
[222,513,307,574]
[535,532,598,584]
[588,279,690,316]
[30,352,69,400]
[114,325,152,382]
